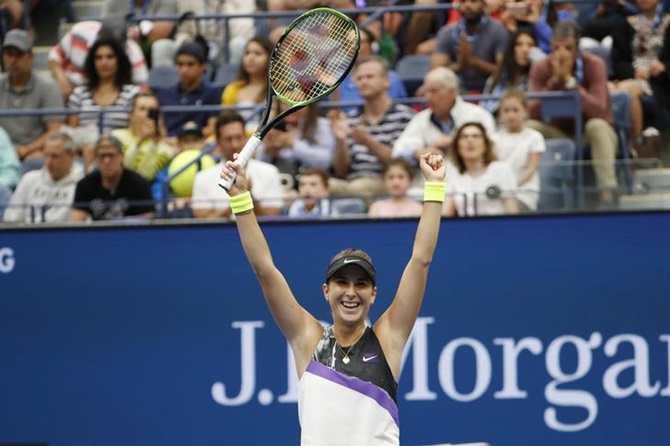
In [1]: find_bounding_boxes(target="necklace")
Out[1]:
[335,327,365,364]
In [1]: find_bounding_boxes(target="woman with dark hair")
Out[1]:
[67,36,140,168]
[609,0,670,145]
[443,122,519,217]
[483,29,539,114]
[221,36,273,135]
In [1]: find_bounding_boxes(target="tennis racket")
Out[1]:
[218,7,360,191]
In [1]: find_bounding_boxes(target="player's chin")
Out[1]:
[338,301,363,317]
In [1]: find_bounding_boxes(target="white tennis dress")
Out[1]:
[298,326,399,446]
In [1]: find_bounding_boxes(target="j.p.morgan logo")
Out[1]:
[212,318,670,433]
[0,247,15,273]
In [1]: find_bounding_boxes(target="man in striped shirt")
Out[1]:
[329,56,416,199]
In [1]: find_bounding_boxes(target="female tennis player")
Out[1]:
[221,152,446,445]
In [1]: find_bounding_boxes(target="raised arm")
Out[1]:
[374,153,446,378]
[221,158,323,374]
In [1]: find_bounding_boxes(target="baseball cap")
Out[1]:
[326,255,376,285]
[175,42,206,64]
[2,30,33,53]
[179,121,202,138]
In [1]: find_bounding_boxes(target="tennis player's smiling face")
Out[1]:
[323,267,377,325]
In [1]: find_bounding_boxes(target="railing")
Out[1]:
[4,156,669,225]
[0,91,585,207]
[4,90,649,221]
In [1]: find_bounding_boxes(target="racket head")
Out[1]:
[270,8,360,107]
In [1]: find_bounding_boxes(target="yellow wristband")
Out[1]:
[424,181,446,203]
[229,191,254,215]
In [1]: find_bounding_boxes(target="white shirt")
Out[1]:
[191,159,284,212]
[392,97,497,161]
[4,164,84,223]
[492,127,546,210]
[447,161,517,216]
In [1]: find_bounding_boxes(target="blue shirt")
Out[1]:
[155,82,223,137]
[435,17,509,92]
[338,70,407,113]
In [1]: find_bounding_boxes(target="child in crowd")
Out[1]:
[287,168,331,218]
[492,89,545,212]
[368,158,423,218]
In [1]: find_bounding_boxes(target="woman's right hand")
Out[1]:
[221,153,250,196]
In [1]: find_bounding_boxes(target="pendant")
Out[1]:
[342,356,350,364]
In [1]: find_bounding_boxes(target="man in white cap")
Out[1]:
[0,29,64,162]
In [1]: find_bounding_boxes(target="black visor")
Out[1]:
[325,255,376,284]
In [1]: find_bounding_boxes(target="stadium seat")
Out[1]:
[331,198,367,216]
[582,44,613,79]
[538,138,576,212]
[609,90,632,157]
[148,65,179,90]
[395,54,430,96]
[212,62,239,89]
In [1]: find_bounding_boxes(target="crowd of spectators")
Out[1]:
[0,0,669,223]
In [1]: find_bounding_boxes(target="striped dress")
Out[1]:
[298,326,399,445]
[68,84,140,134]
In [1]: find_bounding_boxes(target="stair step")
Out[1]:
[72,0,105,21]
[58,21,74,39]
[633,168,670,192]
[619,193,670,211]
[32,46,52,71]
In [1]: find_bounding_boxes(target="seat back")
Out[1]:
[609,90,632,158]
[395,55,431,96]
[540,93,580,122]
[538,138,577,211]
[582,44,613,79]
[212,62,239,89]
[331,198,367,216]
[148,65,179,90]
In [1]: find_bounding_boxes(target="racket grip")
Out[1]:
[218,135,263,191]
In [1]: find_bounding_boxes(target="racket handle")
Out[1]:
[218,135,263,191]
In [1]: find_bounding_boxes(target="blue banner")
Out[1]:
[1,212,669,446]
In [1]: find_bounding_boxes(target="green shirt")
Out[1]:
[113,128,175,182]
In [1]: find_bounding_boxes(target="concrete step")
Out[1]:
[632,168,670,193]
[32,46,52,72]
[72,0,105,21]
[58,21,74,39]
[619,193,670,211]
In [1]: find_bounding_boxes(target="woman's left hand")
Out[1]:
[420,152,446,182]
[649,60,666,77]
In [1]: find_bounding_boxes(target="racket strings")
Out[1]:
[272,11,359,104]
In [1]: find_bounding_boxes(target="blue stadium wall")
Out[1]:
[1,212,669,446]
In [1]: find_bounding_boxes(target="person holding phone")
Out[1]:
[500,0,553,53]
[111,92,176,182]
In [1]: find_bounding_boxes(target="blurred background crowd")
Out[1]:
[0,0,668,223]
